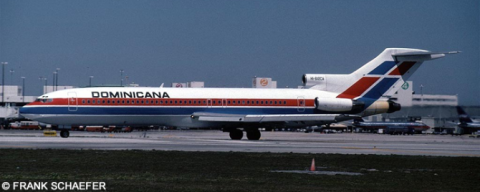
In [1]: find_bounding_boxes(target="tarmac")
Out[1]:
[0,129,479,157]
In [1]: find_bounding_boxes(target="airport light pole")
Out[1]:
[53,71,57,92]
[21,77,25,103]
[9,69,14,85]
[120,69,124,86]
[39,77,47,94]
[55,68,60,91]
[89,76,94,87]
[1,62,7,103]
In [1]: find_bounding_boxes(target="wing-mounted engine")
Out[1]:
[314,97,365,114]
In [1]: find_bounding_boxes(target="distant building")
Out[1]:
[252,77,277,88]
[44,85,76,94]
[0,85,36,103]
[187,81,204,88]
[390,81,458,107]
[172,81,204,88]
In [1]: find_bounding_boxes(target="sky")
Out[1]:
[0,0,479,105]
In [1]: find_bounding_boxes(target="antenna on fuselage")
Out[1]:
[160,83,164,88]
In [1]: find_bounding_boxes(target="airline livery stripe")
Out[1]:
[388,61,416,75]
[368,61,397,75]
[336,77,379,99]
[28,98,315,107]
[20,106,316,115]
[362,77,398,99]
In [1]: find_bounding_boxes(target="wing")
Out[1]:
[191,112,359,123]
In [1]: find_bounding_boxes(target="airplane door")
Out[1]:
[207,99,212,108]
[297,96,305,112]
[68,92,78,111]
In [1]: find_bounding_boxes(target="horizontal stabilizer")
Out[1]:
[393,51,460,62]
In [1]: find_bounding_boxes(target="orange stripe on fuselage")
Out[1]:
[336,77,380,99]
[388,61,416,75]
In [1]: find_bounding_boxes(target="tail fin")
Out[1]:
[457,106,473,124]
[335,48,458,101]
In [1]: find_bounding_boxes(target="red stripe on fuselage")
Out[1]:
[336,77,380,99]
[388,61,416,75]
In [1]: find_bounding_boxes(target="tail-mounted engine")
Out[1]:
[361,100,401,116]
[314,97,364,114]
[314,97,401,115]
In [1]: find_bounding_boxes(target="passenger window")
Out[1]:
[146,101,149,104]
[247,101,250,104]
[189,101,192,104]
[233,101,235,104]
[284,101,287,105]
[87,100,91,104]
[92,100,95,104]
[270,101,272,104]
[261,101,264,104]
[107,100,110,104]
[274,101,277,105]
[82,100,85,104]
[242,101,245,105]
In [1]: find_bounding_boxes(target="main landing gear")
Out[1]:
[60,130,70,138]
[229,129,261,140]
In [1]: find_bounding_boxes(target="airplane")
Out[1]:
[352,118,430,134]
[455,106,480,134]
[19,48,458,140]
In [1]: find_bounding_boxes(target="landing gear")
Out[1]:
[60,130,70,138]
[229,129,243,140]
[246,130,261,140]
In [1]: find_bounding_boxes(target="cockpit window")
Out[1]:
[36,98,53,103]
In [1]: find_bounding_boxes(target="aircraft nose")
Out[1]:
[19,106,36,120]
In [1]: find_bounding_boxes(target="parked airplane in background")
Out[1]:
[352,118,430,134]
[456,106,480,134]
[20,48,457,139]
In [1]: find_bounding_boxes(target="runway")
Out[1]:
[1,130,479,157]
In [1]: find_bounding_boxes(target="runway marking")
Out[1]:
[341,146,480,157]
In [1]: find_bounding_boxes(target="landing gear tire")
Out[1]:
[246,130,261,140]
[229,130,243,140]
[60,130,70,138]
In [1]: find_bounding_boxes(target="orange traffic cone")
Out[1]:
[310,158,316,171]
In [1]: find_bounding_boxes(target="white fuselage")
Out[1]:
[20,87,341,128]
